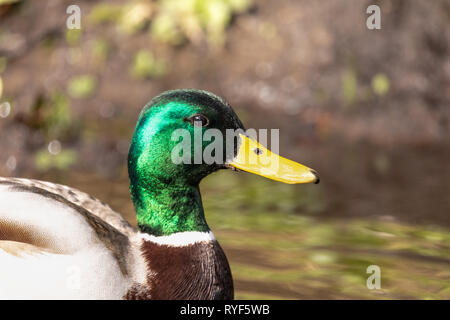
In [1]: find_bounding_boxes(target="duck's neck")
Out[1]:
[130,176,209,236]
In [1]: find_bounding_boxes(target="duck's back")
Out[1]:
[0,178,136,299]
[0,177,136,236]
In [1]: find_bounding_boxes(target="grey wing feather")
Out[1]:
[0,177,136,237]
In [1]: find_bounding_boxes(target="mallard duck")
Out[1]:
[0,89,319,299]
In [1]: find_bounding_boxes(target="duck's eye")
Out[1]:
[186,114,209,127]
[254,148,263,155]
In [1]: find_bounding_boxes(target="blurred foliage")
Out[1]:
[119,2,153,34]
[0,0,19,4]
[0,57,4,100]
[22,91,74,141]
[31,91,79,172]
[131,49,167,79]
[90,1,153,34]
[0,57,6,73]
[65,29,83,46]
[91,39,110,63]
[67,75,97,99]
[43,91,72,139]
[89,3,125,24]
[372,73,390,96]
[257,22,278,40]
[342,69,358,107]
[89,0,253,48]
[35,149,77,171]
[341,69,391,106]
[153,0,253,47]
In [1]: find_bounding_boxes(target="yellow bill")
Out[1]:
[227,134,319,184]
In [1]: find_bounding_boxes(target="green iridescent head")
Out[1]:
[128,89,245,187]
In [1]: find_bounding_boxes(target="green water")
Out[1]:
[46,165,450,300]
[202,170,450,299]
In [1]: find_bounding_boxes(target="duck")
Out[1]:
[0,89,319,299]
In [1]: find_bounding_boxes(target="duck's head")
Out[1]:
[128,89,319,235]
[129,89,318,186]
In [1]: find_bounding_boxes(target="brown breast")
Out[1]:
[125,240,234,300]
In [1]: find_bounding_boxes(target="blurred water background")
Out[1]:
[0,0,449,299]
